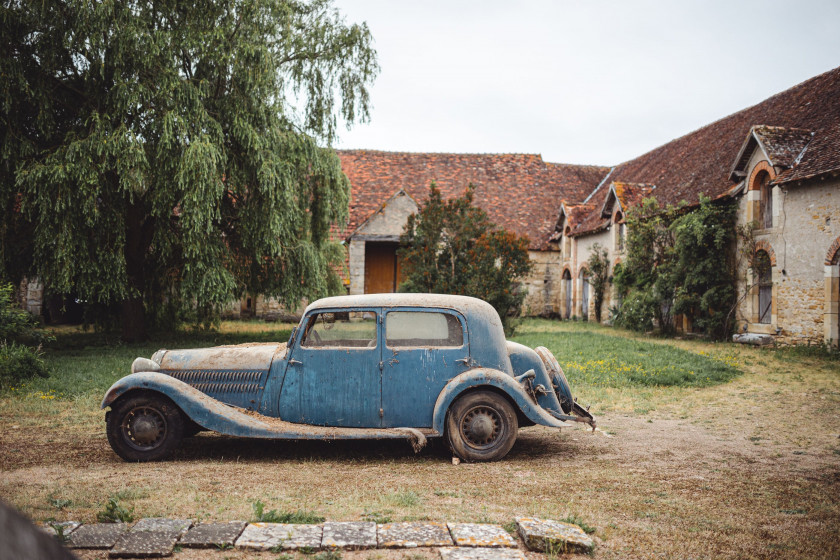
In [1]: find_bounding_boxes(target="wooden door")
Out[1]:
[364,242,403,293]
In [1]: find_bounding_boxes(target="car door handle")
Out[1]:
[289,359,302,366]
[456,357,470,365]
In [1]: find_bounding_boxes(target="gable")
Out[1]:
[352,190,419,240]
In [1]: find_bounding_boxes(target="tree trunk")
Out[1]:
[121,201,151,342]
[121,296,146,342]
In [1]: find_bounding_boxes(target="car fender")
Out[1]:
[101,371,280,438]
[432,368,572,434]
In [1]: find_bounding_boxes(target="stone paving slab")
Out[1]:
[109,531,178,558]
[131,518,193,536]
[322,521,377,549]
[180,521,248,548]
[377,522,454,548]
[515,517,593,554]
[67,523,130,549]
[235,523,323,551]
[447,524,517,548]
[41,521,81,537]
[439,547,527,560]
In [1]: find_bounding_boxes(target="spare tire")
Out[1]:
[534,346,573,414]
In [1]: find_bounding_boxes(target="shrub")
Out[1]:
[0,342,49,387]
[399,182,532,335]
[0,282,52,387]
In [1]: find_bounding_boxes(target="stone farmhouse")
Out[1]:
[15,67,840,346]
[335,66,840,346]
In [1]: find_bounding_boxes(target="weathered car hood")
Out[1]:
[153,343,285,372]
[145,343,287,411]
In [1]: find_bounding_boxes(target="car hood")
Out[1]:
[152,343,286,372]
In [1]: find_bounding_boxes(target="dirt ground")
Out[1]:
[1,347,839,560]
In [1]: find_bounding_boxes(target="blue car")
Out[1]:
[103,294,595,462]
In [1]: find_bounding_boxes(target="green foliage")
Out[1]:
[586,244,610,323]
[96,497,135,523]
[313,551,342,560]
[252,500,325,524]
[0,343,49,388]
[1,0,378,341]
[670,196,737,339]
[0,283,50,344]
[613,197,680,333]
[613,196,736,339]
[398,182,533,335]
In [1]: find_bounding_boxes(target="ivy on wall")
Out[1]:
[613,195,737,339]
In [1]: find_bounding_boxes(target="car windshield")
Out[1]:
[301,311,377,348]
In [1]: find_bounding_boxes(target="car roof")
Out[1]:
[305,293,497,318]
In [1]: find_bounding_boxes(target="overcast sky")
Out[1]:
[330,0,840,166]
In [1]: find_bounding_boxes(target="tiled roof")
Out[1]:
[774,124,840,184]
[599,66,840,208]
[753,126,814,168]
[336,151,609,250]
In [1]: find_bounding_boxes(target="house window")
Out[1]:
[756,171,773,229]
[618,222,626,251]
[562,269,572,319]
[756,250,772,324]
[580,272,590,321]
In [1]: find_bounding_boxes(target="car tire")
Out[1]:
[446,390,518,462]
[106,393,184,462]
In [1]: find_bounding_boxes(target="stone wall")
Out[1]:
[521,249,563,316]
[735,175,840,345]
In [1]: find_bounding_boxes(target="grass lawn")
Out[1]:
[1,319,839,559]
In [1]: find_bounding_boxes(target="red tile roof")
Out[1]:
[336,151,609,250]
[601,66,840,207]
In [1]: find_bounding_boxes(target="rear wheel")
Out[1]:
[446,391,518,462]
[106,393,184,462]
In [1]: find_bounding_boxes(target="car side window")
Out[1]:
[386,311,464,348]
[301,311,377,348]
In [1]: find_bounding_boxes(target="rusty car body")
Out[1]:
[102,294,595,462]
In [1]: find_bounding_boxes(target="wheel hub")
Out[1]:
[124,407,166,448]
[462,406,501,447]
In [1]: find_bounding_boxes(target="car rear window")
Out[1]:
[301,311,377,348]
[386,311,464,348]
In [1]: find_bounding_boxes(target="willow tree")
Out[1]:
[1,0,377,340]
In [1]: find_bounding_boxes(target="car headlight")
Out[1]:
[131,357,160,374]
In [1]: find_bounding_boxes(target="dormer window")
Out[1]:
[613,211,625,251]
[563,226,572,257]
[757,171,773,229]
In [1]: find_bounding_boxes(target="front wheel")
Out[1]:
[446,391,518,462]
[106,393,184,462]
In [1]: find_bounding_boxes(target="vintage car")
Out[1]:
[102,294,595,462]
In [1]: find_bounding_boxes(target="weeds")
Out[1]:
[47,493,72,510]
[385,490,420,507]
[252,500,324,524]
[502,521,517,535]
[313,551,342,560]
[96,497,135,523]
[49,523,70,543]
[559,514,595,534]
[362,510,392,524]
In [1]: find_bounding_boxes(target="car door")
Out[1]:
[279,308,382,427]
[380,308,470,428]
